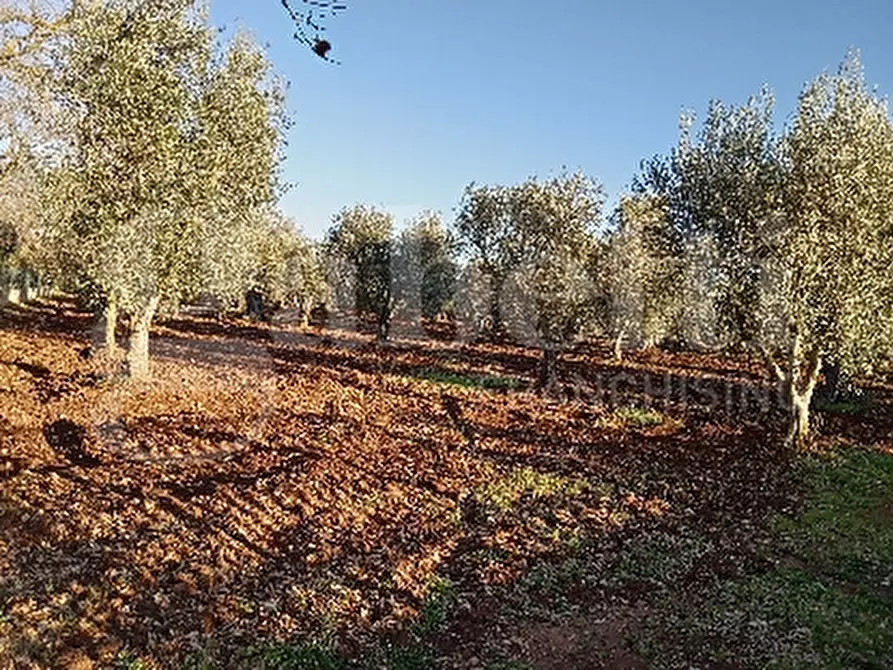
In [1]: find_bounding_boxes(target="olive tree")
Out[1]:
[636,87,783,346]
[637,52,893,446]
[453,183,525,340]
[393,210,457,326]
[758,52,893,445]
[326,204,394,341]
[453,259,494,342]
[509,172,602,391]
[1,1,73,303]
[675,232,725,351]
[248,210,329,325]
[0,156,36,302]
[594,194,681,360]
[45,1,284,378]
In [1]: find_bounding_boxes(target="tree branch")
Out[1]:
[754,342,785,383]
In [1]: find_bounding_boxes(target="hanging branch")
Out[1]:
[280,0,346,64]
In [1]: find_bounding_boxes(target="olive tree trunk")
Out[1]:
[613,325,626,362]
[759,332,822,448]
[375,281,392,342]
[127,296,160,380]
[376,308,390,342]
[298,298,310,328]
[485,272,506,341]
[537,344,560,394]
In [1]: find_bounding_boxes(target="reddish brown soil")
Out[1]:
[0,299,890,669]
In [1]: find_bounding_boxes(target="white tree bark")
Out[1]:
[759,333,822,447]
[613,324,626,362]
[127,296,159,380]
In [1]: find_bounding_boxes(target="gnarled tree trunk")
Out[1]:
[127,296,159,380]
[788,385,815,446]
[759,331,822,448]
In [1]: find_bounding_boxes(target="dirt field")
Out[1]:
[1,299,891,669]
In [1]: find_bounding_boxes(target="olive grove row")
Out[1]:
[2,2,892,446]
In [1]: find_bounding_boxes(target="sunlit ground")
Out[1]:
[1,299,891,669]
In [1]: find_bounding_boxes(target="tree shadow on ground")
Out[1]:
[4,371,792,665]
[42,418,100,467]
[2,300,890,668]
[0,300,94,340]
[1,359,106,402]
[152,318,893,450]
[157,321,800,435]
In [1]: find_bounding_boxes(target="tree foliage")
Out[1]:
[454,172,602,388]
[637,51,893,445]
[511,173,602,343]
[326,204,394,340]
[248,209,329,324]
[754,51,893,443]
[393,210,457,323]
[636,87,782,344]
[453,182,525,339]
[33,0,286,377]
[594,193,681,359]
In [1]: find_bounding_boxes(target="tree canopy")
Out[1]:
[636,50,893,445]
[326,204,394,340]
[12,0,287,377]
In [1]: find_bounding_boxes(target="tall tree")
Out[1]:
[758,51,893,445]
[637,52,893,445]
[1,0,73,303]
[46,1,285,378]
[594,194,681,360]
[636,87,783,345]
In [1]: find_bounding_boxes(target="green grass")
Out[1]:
[774,449,893,585]
[642,566,893,669]
[813,394,873,415]
[243,577,454,670]
[597,406,668,429]
[413,367,522,391]
[414,576,455,637]
[475,467,587,513]
[605,529,716,590]
[252,643,346,670]
[247,639,436,670]
[113,651,154,670]
[375,643,434,670]
[245,641,434,670]
[637,447,893,669]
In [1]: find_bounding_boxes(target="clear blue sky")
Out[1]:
[210,0,893,241]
